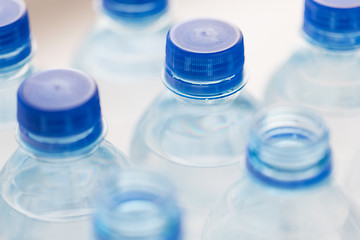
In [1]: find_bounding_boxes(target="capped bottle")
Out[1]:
[0,0,35,164]
[264,0,360,182]
[203,105,360,240]
[130,18,257,239]
[0,69,128,240]
[73,0,172,152]
[94,170,182,240]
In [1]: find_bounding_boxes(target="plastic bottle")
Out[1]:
[73,0,172,154]
[73,0,171,84]
[130,18,257,239]
[94,170,182,240]
[0,69,128,240]
[0,0,34,166]
[203,105,360,240]
[264,0,360,183]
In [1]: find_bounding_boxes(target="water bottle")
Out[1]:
[264,0,360,183]
[130,18,257,239]
[203,105,360,240]
[73,0,171,83]
[0,69,128,240]
[0,0,34,165]
[73,0,172,153]
[94,170,182,239]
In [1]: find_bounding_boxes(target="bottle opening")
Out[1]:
[247,105,331,188]
[94,170,181,239]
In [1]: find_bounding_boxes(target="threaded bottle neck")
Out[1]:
[247,106,331,188]
[94,170,181,240]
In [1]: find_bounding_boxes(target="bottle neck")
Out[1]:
[95,171,181,240]
[302,31,360,58]
[0,59,33,88]
[247,106,332,189]
[96,8,171,34]
[163,68,248,104]
[16,118,106,157]
[170,88,241,107]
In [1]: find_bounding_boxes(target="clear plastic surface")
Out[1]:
[0,62,34,167]
[203,177,360,240]
[73,13,171,84]
[94,170,181,240]
[72,11,171,152]
[130,89,257,239]
[203,105,360,240]
[264,43,360,183]
[0,137,128,240]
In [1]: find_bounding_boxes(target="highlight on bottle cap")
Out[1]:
[303,0,360,49]
[102,0,168,19]
[164,18,246,99]
[17,69,103,151]
[0,0,32,67]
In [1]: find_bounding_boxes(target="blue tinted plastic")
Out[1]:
[94,170,181,240]
[164,19,245,99]
[130,18,257,239]
[0,0,32,67]
[303,0,360,49]
[102,0,168,19]
[203,105,360,240]
[246,106,331,188]
[17,69,103,152]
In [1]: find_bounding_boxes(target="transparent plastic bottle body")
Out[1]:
[265,44,360,182]
[94,170,182,240]
[73,13,170,84]
[73,13,171,152]
[0,69,129,240]
[203,177,360,240]
[0,138,128,240]
[0,62,34,166]
[203,106,360,240]
[265,0,360,183]
[347,153,360,214]
[130,90,257,238]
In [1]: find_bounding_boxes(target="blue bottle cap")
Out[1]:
[102,0,168,19]
[0,0,32,68]
[303,0,360,49]
[17,69,103,151]
[164,18,246,99]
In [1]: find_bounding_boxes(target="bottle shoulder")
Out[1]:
[204,177,360,239]
[265,47,360,113]
[0,141,128,220]
[1,140,128,175]
[131,91,258,167]
[73,22,168,83]
[271,47,360,78]
[138,90,258,123]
